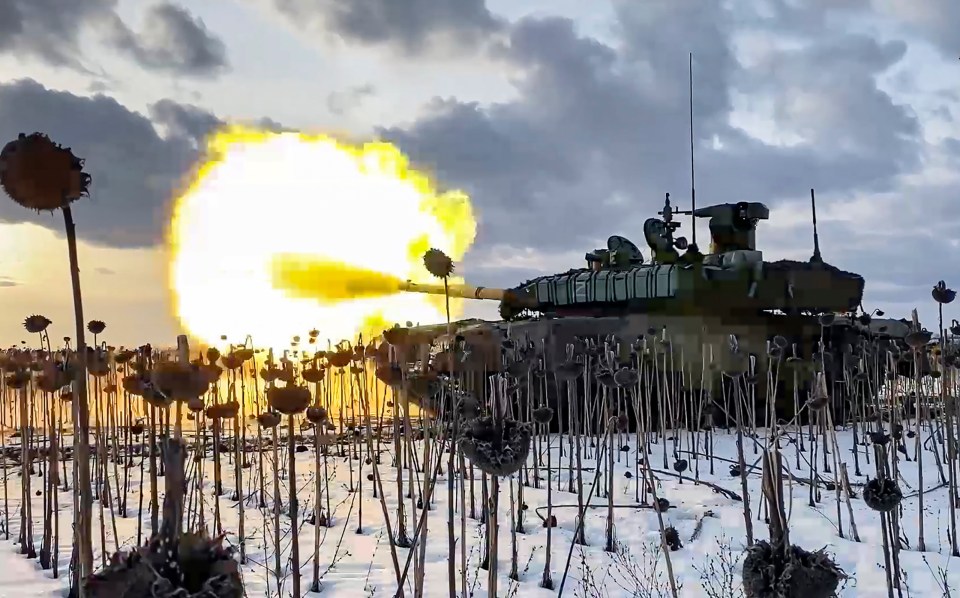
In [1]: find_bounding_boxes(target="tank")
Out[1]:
[385,195,921,426]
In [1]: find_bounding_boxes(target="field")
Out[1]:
[0,325,959,598]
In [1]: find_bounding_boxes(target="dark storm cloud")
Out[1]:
[380,3,921,254]
[0,86,291,248]
[752,0,960,60]
[269,0,504,54]
[149,98,225,144]
[0,79,196,248]
[148,99,290,144]
[106,2,229,77]
[0,0,116,70]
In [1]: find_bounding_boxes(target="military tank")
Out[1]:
[387,194,918,426]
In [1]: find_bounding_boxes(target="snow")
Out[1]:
[0,418,958,597]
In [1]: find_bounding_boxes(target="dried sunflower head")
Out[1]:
[458,416,532,477]
[267,385,311,415]
[206,401,239,420]
[205,347,221,364]
[114,349,136,364]
[23,315,51,334]
[221,353,243,370]
[4,369,30,389]
[532,406,553,424]
[0,133,91,211]
[305,406,328,423]
[375,364,403,388]
[905,329,932,350]
[259,366,280,381]
[122,375,145,396]
[423,248,454,279]
[87,320,106,335]
[302,366,325,384]
[327,348,352,369]
[150,362,210,401]
[932,280,956,305]
[862,478,903,512]
[257,411,281,428]
[382,325,409,347]
[87,349,110,377]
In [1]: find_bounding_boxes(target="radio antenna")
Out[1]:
[688,52,697,248]
[810,188,822,263]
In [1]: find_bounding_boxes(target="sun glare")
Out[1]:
[167,125,476,352]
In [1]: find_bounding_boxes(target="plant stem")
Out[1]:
[63,205,94,593]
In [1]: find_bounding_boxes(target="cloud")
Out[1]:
[381,5,920,252]
[0,78,196,248]
[265,0,504,55]
[148,99,291,145]
[0,85,293,248]
[870,0,960,59]
[94,267,115,275]
[106,2,229,77]
[0,0,117,71]
[0,277,19,288]
[149,98,225,144]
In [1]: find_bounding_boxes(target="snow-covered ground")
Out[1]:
[0,420,958,597]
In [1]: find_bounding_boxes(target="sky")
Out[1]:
[0,0,958,347]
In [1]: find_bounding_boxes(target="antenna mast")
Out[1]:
[688,52,697,248]
[810,188,822,263]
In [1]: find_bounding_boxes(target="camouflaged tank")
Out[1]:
[389,196,919,424]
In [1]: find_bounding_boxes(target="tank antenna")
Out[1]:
[688,52,697,248]
[810,188,822,264]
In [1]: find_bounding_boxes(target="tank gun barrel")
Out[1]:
[399,280,536,306]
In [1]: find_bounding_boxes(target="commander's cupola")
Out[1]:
[694,201,769,254]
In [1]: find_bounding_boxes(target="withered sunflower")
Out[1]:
[327,349,352,369]
[205,347,220,363]
[122,375,145,396]
[302,367,325,384]
[23,315,51,334]
[220,353,242,370]
[206,401,239,419]
[257,412,281,428]
[305,406,327,423]
[151,361,210,401]
[0,133,91,211]
[114,349,135,364]
[267,385,311,415]
[423,248,454,279]
[4,369,30,389]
